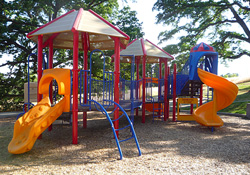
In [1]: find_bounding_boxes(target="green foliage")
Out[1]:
[0,0,144,111]
[153,0,250,68]
[112,6,144,80]
[219,82,250,114]
[113,6,144,41]
[221,73,239,78]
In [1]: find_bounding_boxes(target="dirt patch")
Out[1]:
[1,112,250,174]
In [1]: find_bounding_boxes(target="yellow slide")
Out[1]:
[193,68,238,127]
[8,68,71,154]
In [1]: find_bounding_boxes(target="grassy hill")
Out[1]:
[219,81,250,115]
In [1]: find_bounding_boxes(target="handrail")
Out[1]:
[89,99,141,160]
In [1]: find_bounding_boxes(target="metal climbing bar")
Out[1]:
[79,70,91,109]
[112,113,125,122]
[89,99,141,160]
[114,124,130,131]
[103,71,114,106]
[119,136,134,143]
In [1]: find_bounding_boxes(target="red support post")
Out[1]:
[48,40,53,132]
[37,35,43,139]
[200,84,203,106]
[37,35,43,103]
[164,60,168,121]
[173,64,177,122]
[142,55,146,123]
[114,37,120,137]
[24,104,27,113]
[72,31,79,144]
[83,32,88,128]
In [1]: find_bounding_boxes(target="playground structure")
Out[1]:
[8,8,142,159]
[118,38,174,122]
[8,8,239,157]
[173,42,238,128]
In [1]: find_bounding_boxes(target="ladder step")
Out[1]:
[115,124,131,131]
[119,136,134,143]
[112,113,125,122]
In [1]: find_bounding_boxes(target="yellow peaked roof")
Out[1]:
[27,8,130,50]
[119,38,174,63]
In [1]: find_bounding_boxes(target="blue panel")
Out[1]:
[189,51,218,80]
[176,74,189,95]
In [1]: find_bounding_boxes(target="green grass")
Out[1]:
[219,82,250,114]
[179,82,250,115]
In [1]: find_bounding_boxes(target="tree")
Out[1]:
[114,6,144,41]
[0,0,144,111]
[153,0,250,70]
[112,6,144,80]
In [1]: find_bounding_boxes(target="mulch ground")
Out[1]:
[1,111,250,174]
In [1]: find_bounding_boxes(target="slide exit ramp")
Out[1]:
[193,68,238,128]
[8,68,71,154]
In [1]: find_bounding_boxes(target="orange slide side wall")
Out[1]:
[193,68,238,127]
[8,69,71,154]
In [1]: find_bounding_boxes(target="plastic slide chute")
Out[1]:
[193,68,238,127]
[8,68,71,154]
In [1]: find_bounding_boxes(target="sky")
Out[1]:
[119,0,250,78]
[1,0,249,78]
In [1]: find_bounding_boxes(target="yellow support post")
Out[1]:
[177,98,198,121]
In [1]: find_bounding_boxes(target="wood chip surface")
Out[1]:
[1,112,250,174]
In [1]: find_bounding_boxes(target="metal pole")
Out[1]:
[83,32,88,128]
[173,64,177,122]
[114,37,120,137]
[72,31,79,144]
[48,39,53,131]
[142,55,146,123]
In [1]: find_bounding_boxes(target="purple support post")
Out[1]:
[173,64,177,122]
[142,55,146,123]
[136,56,139,116]
[158,59,162,117]
[164,60,168,121]
[83,32,88,128]
[48,39,53,132]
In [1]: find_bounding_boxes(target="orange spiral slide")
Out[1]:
[8,68,71,154]
[193,68,238,127]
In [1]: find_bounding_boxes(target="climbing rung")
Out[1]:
[89,99,141,160]
[153,108,162,111]
[112,113,125,122]
[153,115,162,117]
[119,136,134,143]
[108,106,118,115]
[115,124,130,131]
